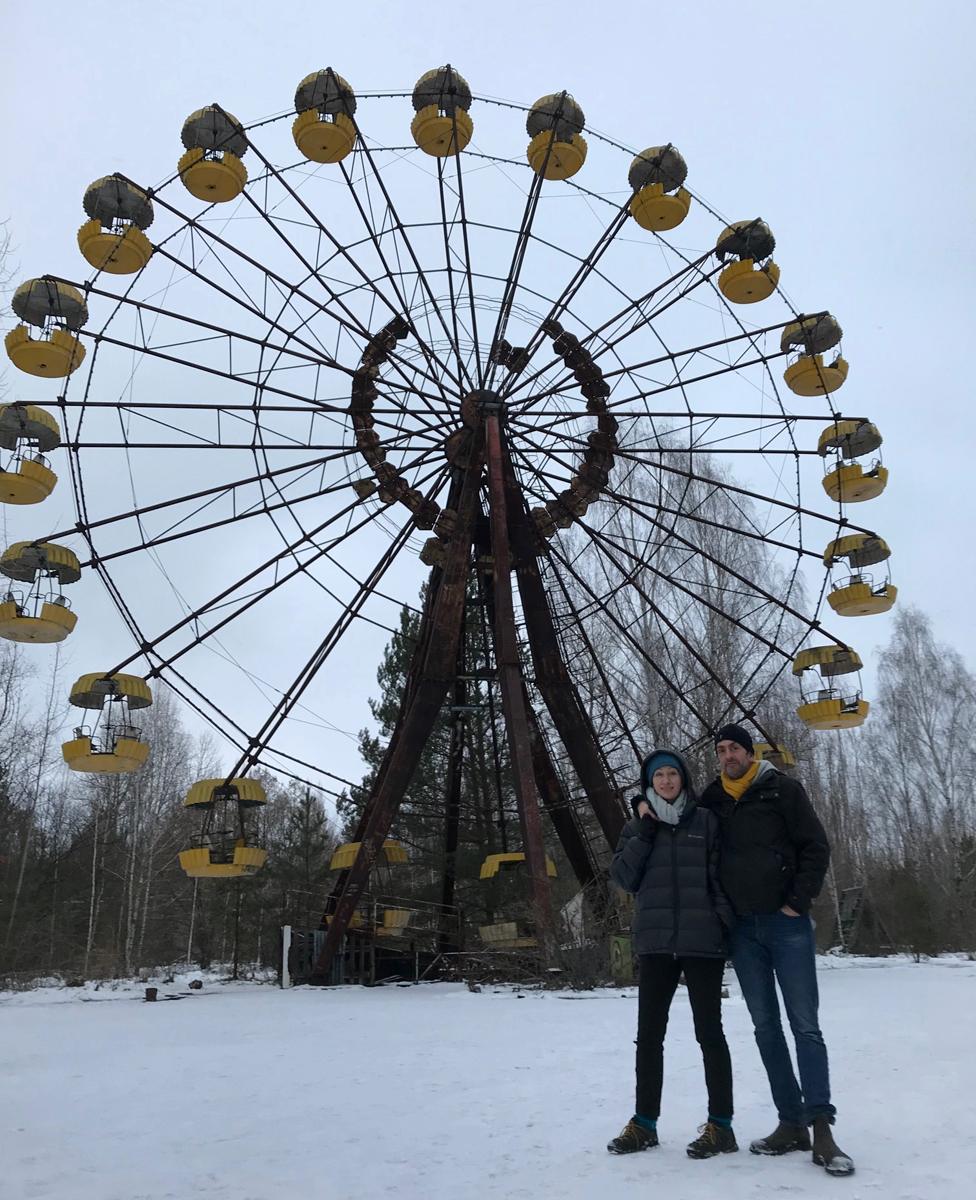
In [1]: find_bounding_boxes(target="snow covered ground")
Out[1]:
[2,957,974,1200]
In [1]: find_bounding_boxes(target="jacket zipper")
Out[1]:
[670,823,679,957]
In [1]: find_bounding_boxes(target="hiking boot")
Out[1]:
[749,1121,811,1155]
[812,1116,855,1176]
[686,1121,738,1158]
[607,1118,659,1154]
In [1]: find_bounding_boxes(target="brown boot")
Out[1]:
[812,1116,855,1176]
[607,1118,659,1154]
[749,1120,811,1155]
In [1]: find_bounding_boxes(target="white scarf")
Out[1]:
[644,786,687,826]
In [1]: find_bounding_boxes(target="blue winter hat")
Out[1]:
[642,751,685,785]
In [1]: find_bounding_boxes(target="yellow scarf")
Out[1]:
[721,759,761,801]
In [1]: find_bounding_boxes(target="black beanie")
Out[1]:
[714,724,754,755]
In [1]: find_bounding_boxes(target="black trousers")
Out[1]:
[636,954,733,1121]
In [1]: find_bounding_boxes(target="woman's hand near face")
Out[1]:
[637,799,652,818]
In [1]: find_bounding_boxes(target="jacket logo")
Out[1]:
[688,834,704,841]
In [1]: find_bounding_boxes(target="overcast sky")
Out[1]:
[2,1,974,795]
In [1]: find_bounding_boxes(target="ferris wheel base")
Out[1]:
[796,698,869,730]
[62,735,150,773]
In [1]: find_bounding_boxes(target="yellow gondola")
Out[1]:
[823,532,897,616]
[526,92,587,180]
[628,145,691,232]
[292,69,357,163]
[781,312,847,397]
[0,541,80,643]
[716,219,780,303]
[0,404,62,505]
[178,778,268,878]
[5,279,87,379]
[792,646,869,730]
[410,67,473,157]
[478,852,557,949]
[753,742,797,769]
[62,672,152,772]
[818,418,888,504]
[178,106,248,203]
[77,175,153,274]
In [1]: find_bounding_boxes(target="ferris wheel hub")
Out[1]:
[460,388,505,428]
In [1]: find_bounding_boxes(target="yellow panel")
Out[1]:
[783,354,848,397]
[753,742,797,767]
[5,326,86,378]
[62,735,149,773]
[329,839,409,870]
[718,259,780,304]
[1,540,80,583]
[376,908,412,938]
[479,852,558,880]
[0,403,62,449]
[77,221,152,274]
[797,697,869,730]
[410,106,473,157]
[792,645,863,676]
[823,463,888,503]
[292,111,357,163]
[822,533,890,568]
[828,582,897,617]
[0,459,57,505]
[527,131,587,180]
[70,672,153,709]
[817,419,882,459]
[629,184,691,232]
[184,776,267,808]
[478,922,538,949]
[0,600,76,643]
[178,148,247,203]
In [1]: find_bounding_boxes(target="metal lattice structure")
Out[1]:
[2,69,894,972]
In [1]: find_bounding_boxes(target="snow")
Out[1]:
[2,957,974,1199]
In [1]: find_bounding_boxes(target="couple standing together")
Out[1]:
[608,724,855,1177]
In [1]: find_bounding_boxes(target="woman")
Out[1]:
[607,748,737,1159]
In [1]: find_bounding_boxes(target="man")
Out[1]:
[699,723,854,1177]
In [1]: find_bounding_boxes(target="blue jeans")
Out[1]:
[731,912,835,1125]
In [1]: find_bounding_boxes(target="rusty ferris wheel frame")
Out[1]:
[6,74,880,974]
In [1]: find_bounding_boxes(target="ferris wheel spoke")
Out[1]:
[483,161,550,388]
[508,433,830,655]
[503,248,717,410]
[542,554,645,763]
[223,515,417,780]
[514,421,869,538]
[232,149,465,407]
[103,457,448,676]
[339,118,476,392]
[93,441,444,571]
[133,179,455,413]
[444,129,485,385]
[542,538,717,732]
[433,157,475,389]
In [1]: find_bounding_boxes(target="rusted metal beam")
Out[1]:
[313,450,483,979]
[498,438,627,849]
[524,696,613,926]
[484,411,556,957]
[438,652,468,954]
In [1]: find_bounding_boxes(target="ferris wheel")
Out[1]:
[0,66,894,967]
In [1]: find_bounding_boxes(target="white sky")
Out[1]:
[1,0,974,795]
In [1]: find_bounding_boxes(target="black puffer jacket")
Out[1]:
[610,753,734,958]
[699,763,830,917]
